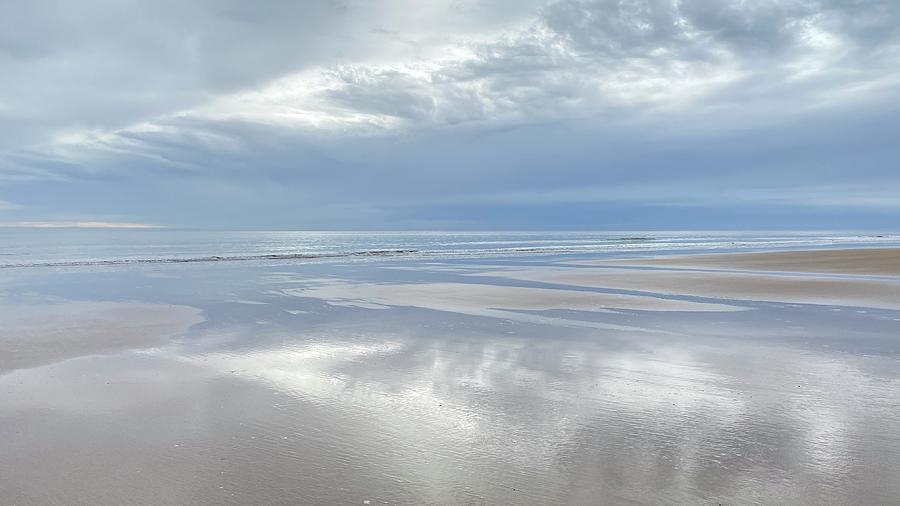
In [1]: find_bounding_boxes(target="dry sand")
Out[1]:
[574,247,900,276]
[473,248,900,310]
[289,280,744,314]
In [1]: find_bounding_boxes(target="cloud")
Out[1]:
[0,1,358,149]
[0,0,898,228]
[28,0,899,147]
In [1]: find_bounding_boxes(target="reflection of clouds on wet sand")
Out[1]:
[185,324,900,504]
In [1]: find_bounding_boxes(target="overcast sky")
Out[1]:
[1,0,898,229]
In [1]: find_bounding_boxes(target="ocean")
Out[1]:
[1,228,898,268]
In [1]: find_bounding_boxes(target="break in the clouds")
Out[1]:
[1,0,898,229]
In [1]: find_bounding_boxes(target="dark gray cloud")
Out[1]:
[0,0,898,228]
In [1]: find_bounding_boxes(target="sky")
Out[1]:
[0,0,898,230]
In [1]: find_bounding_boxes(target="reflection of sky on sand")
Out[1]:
[183,335,743,503]
[1,256,900,504]
[175,319,900,504]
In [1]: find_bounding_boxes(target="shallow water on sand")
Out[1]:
[1,254,899,504]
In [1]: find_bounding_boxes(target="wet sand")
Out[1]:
[1,250,900,504]
[0,301,202,372]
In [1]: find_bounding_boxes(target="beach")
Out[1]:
[1,245,899,504]
[4,0,898,502]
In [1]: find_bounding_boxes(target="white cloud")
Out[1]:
[0,0,898,227]
[24,0,898,167]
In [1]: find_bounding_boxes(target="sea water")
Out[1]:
[1,228,897,268]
